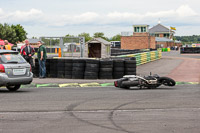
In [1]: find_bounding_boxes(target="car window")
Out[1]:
[0,53,27,63]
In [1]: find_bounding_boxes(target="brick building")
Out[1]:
[121,23,182,49]
[121,25,156,50]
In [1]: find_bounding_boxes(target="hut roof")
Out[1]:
[88,38,111,45]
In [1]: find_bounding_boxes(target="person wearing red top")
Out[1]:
[20,40,35,68]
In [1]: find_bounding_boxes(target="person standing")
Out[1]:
[20,40,35,68]
[37,41,47,78]
[3,40,12,50]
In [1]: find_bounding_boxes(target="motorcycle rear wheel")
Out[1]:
[159,77,176,86]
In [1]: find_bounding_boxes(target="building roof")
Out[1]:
[28,38,39,43]
[156,37,174,42]
[28,38,44,44]
[149,24,170,33]
[88,38,111,45]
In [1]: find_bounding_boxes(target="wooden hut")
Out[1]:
[84,38,111,58]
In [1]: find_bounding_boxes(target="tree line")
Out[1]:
[174,35,200,44]
[0,23,27,44]
[1,23,199,45]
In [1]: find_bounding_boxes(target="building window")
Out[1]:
[137,27,140,32]
[134,27,137,32]
[141,27,144,32]
[143,27,146,32]
[164,34,169,38]
[155,34,159,37]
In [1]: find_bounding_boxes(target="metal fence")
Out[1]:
[39,36,85,58]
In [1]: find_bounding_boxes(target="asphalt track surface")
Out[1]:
[0,50,200,133]
[0,84,200,133]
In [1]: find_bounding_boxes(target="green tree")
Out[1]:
[78,32,92,42]
[11,24,27,43]
[93,32,109,41]
[111,34,121,41]
[0,23,17,44]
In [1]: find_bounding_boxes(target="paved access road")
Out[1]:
[0,84,200,133]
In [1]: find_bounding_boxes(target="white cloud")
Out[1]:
[1,4,200,37]
[176,5,198,17]
[0,8,3,14]
[106,4,198,23]
[0,4,198,26]
[0,8,44,24]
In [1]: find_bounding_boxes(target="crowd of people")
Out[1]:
[1,39,47,79]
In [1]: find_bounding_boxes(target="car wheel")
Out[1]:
[6,85,21,91]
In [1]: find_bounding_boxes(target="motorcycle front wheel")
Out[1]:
[158,77,176,86]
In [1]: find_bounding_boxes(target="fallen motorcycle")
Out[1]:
[114,73,176,89]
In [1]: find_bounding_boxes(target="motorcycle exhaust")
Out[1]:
[122,80,139,86]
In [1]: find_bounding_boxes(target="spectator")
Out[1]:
[37,41,47,78]
[3,40,11,50]
[20,40,35,68]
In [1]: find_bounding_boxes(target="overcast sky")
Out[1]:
[0,0,200,38]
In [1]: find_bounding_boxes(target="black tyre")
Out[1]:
[64,75,72,79]
[99,68,112,72]
[86,59,99,64]
[99,72,112,76]
[99,75,113,79]
[86,63,99,68]
[72,67,85,71]
[57,66,65,71]
[57,71,65,78]
[124,71,136,75]
[159,77,176,86]
[113,67,124,72]
[72,74,84,79]
[73,63,85,67]
[85,67,99,72]
[73,59,85,63]
[84,75,98,79]
[113,72,124,79]
[125,60,136,64]
[65,63,73,67]
[65,59,73,63]
[113,60,124,67]
[65,71,72,75]
[124,67,136,72]
[84,71,98,76]
[125,64,136,68]
[100,64,113,68]
[6,85,21,91]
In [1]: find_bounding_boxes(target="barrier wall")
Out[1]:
[113,50,162,66]
[33,58,136,79]
[161,48,170,52]
[180,47,200,54]
[32,50,161,79]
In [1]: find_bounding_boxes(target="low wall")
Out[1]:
[112,50,162,66]
[180,47,200,54]
[33,58,136,79]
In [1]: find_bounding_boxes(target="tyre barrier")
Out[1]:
[72,59,85,79]
[124,60,136,75]
[99,60,113,79]
[180,47,200,54]
[113,50,162,66]
[84,59,99,79]
[50,59,57,78]
[113,60,125,79]
[32,58,137,79]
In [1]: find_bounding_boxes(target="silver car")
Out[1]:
[0,50,33,91]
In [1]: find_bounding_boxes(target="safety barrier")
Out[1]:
[180,47,200,54]
[161,48,170,52]
[33,58,136,79]
[113,50,162,66]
